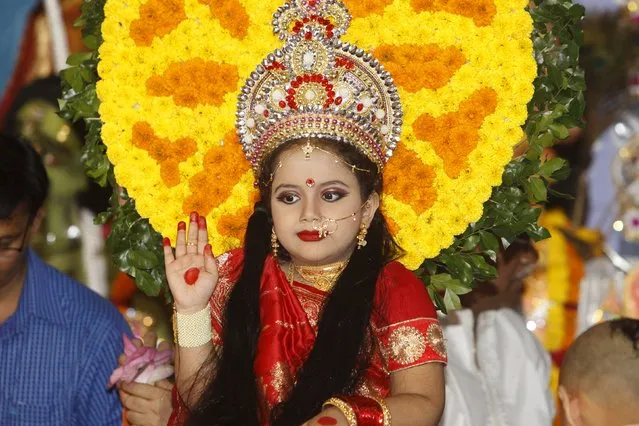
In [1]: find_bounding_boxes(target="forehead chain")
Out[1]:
[262,141,371,187]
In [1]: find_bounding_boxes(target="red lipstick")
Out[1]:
[297,230,323,242]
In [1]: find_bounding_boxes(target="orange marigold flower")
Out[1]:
[413,88,498,178]
[375,44,465,92]
[411,0,497,27]
[217,205,253,241]
[385,215,401,236]
[198,0,250,40]
[384,145,437,215]
[129,0,187,46]
[183,131,251,216]
[345,0,394,18]
[146,59,240,108]
[131,121,197,187]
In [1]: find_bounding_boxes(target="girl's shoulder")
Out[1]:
[372,261,447,369]
[374,260,438,323]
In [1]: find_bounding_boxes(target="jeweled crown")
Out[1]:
[236,0,403,175]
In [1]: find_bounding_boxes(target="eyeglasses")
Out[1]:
[0,222,31,258]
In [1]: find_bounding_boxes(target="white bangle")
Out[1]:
[173,304,213,348]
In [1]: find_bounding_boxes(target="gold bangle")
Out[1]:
[372,397,391,426]
[322,397,357,426]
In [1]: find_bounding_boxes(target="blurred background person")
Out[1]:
[558,318,639,426]
[0,133,130,424]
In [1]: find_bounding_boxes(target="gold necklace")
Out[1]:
[292,261,348,292]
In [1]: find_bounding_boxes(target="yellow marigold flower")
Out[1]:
[98,0,536,269]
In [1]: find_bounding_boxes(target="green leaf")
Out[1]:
[83,34,100,50]
[446,281,473,296]
[443,289,462,312]
[422,260,438,275]
[548,187,574,200]
[430,273,455,291]
[135,269,162,297]
[479,231,500,253]
[440,255,474,286]
[467,258,497,282]
[66,52,93,66]
[461,234,481,251]
[427,286,446,313]
[538,158,567,179]
[549,124,570,140]
[128,250,161,270]
[524,176,548,202]
[527,223,552,241]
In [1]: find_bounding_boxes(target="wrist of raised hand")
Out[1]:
[174,302,210,315]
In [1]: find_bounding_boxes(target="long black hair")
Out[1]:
[187,138,402,425]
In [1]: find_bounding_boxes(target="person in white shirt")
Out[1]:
[440,238,555,426]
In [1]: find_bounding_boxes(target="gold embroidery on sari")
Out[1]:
[270,361,294,403]
[426,322,447,358]
[291,284,325,328]
[356,379,385,398]
[387,325,426,365]
[274,320,309,329]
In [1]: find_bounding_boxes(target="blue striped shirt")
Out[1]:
[0,250,131,425]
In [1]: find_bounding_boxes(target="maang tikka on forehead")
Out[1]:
[261,140,370,187]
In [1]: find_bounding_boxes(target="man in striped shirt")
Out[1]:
[0,134,131,425]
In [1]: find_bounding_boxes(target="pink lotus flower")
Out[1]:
[108,334,174,388]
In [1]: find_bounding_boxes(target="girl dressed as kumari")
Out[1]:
[98,0,544,424]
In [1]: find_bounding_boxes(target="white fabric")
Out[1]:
[439,308,555,426]
[79,208,109,297]
[43,0,69,73]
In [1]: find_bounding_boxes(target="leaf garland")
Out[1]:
[60,0,586,309]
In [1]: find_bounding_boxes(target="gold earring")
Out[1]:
[356,223,368,249]
[271,227,280,257]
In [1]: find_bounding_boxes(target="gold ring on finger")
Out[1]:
[186,241,197,247]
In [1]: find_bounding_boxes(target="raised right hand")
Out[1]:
[163,212,218,314]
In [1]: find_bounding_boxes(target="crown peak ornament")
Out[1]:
[237,0,403,176]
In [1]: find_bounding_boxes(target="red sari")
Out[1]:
[169,249,447,425]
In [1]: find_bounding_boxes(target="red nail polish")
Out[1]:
[204,244,212,254]
[178,221,186,231]
[318,417,338,425]
[190,212,198,222]
[198,216,207,229]
[184,268,200,285]
[163,237,171,247]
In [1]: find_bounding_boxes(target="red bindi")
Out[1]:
[317,417,338,425]
[306,178,315,188]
